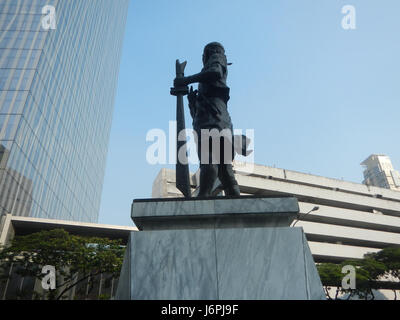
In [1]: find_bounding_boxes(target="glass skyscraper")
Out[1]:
[0,0,129,222]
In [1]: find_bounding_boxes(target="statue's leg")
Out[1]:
[196,131,218,197]
[198,164,218,197]
[218,164,240,196]
[217,134,240,196]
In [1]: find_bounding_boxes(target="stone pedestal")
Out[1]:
[115,196,325,300]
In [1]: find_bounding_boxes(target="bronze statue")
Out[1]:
[172,42,251,198]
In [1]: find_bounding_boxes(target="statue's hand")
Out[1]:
[174,77,189,87]
[188,86,198,104]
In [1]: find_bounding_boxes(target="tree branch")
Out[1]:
[55,272,101,300]
[55,272,81,289]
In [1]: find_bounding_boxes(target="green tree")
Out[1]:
[367,247,400,280]
[316,263,343,299]
[340,258,385,300]
[317,247,399,300]
[0,229,125,300]
[365,247,400,299]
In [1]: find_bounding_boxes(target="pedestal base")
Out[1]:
[115,226,325,300]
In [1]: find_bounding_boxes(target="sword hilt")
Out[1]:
[175,59,187,78]
[171,59,189,96]
[170,86,189,96]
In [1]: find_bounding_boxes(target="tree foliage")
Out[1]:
[0,229,125,300]
[367,247,400,280]
[317,247,400,300]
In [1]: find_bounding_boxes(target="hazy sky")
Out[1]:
[98,0,400,226]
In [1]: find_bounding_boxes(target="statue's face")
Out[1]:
[203,45,224,65]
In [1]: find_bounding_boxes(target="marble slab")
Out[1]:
[215,227,326,300]
[131,196,299,230]
[114,242,130,300]
[115,229,218,300]
[115,227,325,300]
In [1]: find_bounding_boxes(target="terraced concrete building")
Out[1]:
[152,162,400,263]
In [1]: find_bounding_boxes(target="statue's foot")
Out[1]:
[224,184,241,197]
[197,192,212,198]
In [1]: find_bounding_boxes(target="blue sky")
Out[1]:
[98,0,400,226]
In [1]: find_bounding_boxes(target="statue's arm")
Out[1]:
[186,64,223,84]
[188,100,196,119]
[174,61,224,87]
[187,86,197,119]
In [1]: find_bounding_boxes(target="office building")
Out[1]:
[0,0,129,222]
[361,154,400,191]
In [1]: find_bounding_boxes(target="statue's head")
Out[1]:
[202,42,225,65]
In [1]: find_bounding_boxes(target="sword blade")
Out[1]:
[176,94,191,198]
[172,60,191,198]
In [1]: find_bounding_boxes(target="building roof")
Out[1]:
[7,215,137,244]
